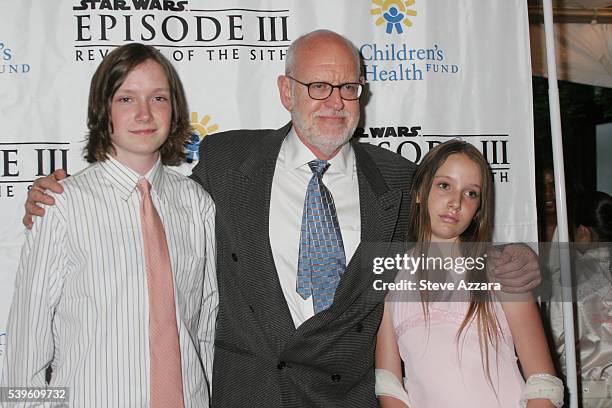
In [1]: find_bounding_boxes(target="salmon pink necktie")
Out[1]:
[137,178,185,408]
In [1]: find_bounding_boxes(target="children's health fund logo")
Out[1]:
[0,41,31,74]
[363,0,460,82]
[371,0,417,35]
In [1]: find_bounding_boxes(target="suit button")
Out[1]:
[231,253,238,262]
[355,323,363,333]
[277,361,286,370]
[331,373,341,382]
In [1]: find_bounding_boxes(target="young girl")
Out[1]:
[375,140,563,407]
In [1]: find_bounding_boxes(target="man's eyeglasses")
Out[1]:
[286,76,364,101]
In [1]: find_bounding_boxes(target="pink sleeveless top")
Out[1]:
[388,298,525,407]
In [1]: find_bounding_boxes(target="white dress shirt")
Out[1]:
[1,156,218,408]
[269,128,361,328]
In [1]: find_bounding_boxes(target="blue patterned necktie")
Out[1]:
[297,159,347,313]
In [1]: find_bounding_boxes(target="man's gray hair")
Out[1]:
[284,29,362,77]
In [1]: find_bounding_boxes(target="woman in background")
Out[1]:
[550,190,612,408]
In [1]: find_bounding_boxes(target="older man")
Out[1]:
[24,30,538,407]
[195,30,415,407]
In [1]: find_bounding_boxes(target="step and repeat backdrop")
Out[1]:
[0,0,537,359]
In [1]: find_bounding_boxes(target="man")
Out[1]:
[24,30,539,407]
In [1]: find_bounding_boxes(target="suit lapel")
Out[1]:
[353,141,403,245]
[234,123,296,348]
[334,141,403,306]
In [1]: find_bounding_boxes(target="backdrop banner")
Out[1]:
[0,0,536,361]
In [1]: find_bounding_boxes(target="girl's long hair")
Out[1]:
[408,140,500,389]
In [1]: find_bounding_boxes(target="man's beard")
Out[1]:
[291,108,358,156]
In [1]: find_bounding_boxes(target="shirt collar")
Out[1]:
[282,126,354,178]
[99,155,165,201]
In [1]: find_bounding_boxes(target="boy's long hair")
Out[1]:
[408,140,500,389]
[85,43,191,165]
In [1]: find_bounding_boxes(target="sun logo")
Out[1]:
[371,0,417,34]
[185,112,219,163]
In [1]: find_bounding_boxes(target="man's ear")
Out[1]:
[277,75,293,112]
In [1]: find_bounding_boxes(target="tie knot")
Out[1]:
[308,160,330,177]
[137,178,151,196]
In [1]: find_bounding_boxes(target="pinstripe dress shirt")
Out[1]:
[1,156,218,408]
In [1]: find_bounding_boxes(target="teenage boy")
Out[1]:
[1,43,217,408]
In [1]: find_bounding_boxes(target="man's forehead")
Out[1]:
[297,63,360,82]
[293,49,359,79]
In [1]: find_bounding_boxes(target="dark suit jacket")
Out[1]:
[191,123,417,407]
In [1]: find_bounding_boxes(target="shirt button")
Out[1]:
[355,323,363,333]
[231,253,238,262]
[277,361,286,370]
[331,373,341,382]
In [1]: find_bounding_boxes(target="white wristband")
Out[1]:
[375,368,412,406]
[519,373,564,408]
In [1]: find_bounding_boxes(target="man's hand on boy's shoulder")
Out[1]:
[23,169,68,229]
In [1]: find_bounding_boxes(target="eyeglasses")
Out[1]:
[286,76,363,101]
